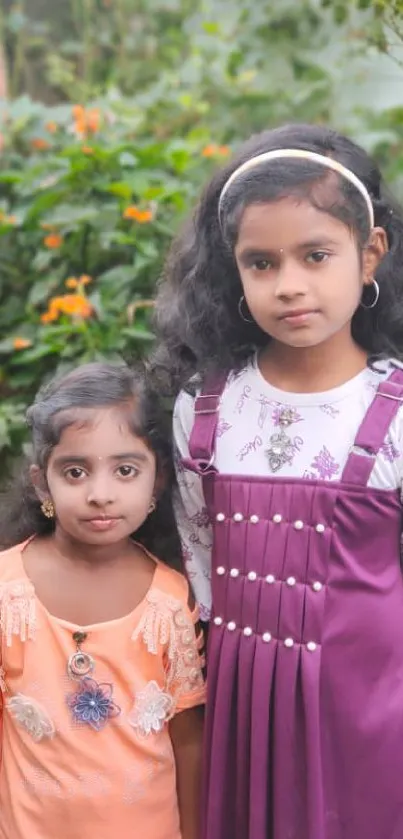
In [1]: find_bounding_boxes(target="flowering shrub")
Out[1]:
[0,95,227,471]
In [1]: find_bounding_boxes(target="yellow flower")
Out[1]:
[65,277,79,289]
[44,234,63,249]
[82,146,94,155]
[13,337,32,350]
[123,206,153,223]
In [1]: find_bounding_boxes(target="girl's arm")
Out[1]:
[170,705,204,839]
[173,390,213,621]
[168,580,206,839]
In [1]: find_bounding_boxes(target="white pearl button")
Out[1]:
[262,632,272,643]
[307,641,317,652]
[250,515,259,524]
[312,581,323,592]
[216,513,225,522]
[227,621,236,632]
[273,514,282,524]
[294,520,304,530]
[265,574,275,584]
[230,568,240,578]
[216,566,225,576]
[284,638,294,648]
[315,523,325,533]
[233,513,244,522]
[213,616,223,626]
[247,571,257,582]
[243,627,253,637]
[286,576,296,587]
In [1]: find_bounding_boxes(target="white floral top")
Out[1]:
[173,358,403,620]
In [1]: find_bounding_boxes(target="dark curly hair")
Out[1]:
[0,361,182,569]
[152,122,403,395]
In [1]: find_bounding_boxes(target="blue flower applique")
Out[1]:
[67,677,121,731]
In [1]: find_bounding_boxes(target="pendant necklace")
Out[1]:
[66,630,121,731]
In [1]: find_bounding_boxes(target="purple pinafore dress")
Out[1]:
[183,366,403,839]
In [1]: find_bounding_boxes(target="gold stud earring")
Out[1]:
[41,499,55,519]
[148,498,156,514]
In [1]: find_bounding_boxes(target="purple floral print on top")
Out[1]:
[380,438,400,463]
[311,446,340,480]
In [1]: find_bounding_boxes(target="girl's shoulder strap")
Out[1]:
[341,365,403,485]
[185,371,229,473]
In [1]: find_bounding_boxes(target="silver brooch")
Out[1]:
[266,408,298,472]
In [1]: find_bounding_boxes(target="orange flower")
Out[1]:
[40,311,58,324]
[0,211,14,225]
[44,234,63,249]
[202,143,230,158]
[41,293,93,323]
[86,109,100,134]
[40,222,55,231]
[82,146,94,155]
[72,105,101,138]
[72,105,85,120]
[13,337,32,350]
[123,206,153,223]
[65,275,91,289]
[31,138,50,151]
[59,294,93,317]
[46,121,58,133]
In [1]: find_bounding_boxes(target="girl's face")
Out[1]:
[234,197,386,350]
[42,407,157,547]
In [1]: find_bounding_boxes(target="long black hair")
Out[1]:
[152,122,403,395]
[0,361,182,568]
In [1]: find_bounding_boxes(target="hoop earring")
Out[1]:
[41,499,55,519]
[360,279,379,310]
[238,295,254,324]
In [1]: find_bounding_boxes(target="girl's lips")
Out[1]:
[83,518,122,531]
[280,309,319,326]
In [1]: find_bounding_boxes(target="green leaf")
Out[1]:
[31,250,55,272]
[9,344,58,364]
[42,204,99,226]
[0,417,11,450]
[119,152,138,167]
[98,266,136,285]
[28,276,60,306]
[121,327,155,342]
[104,182,133,199]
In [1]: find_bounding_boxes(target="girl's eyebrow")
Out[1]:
[53,452,149,467]
[237,238,339,260]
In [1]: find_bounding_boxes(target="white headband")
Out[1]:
[218,148,374,228]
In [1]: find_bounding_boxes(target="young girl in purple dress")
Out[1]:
[152,122,403,839]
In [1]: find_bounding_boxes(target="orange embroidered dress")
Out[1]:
[0,542,205,839]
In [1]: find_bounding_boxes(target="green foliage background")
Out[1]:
[1,0,403,470]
